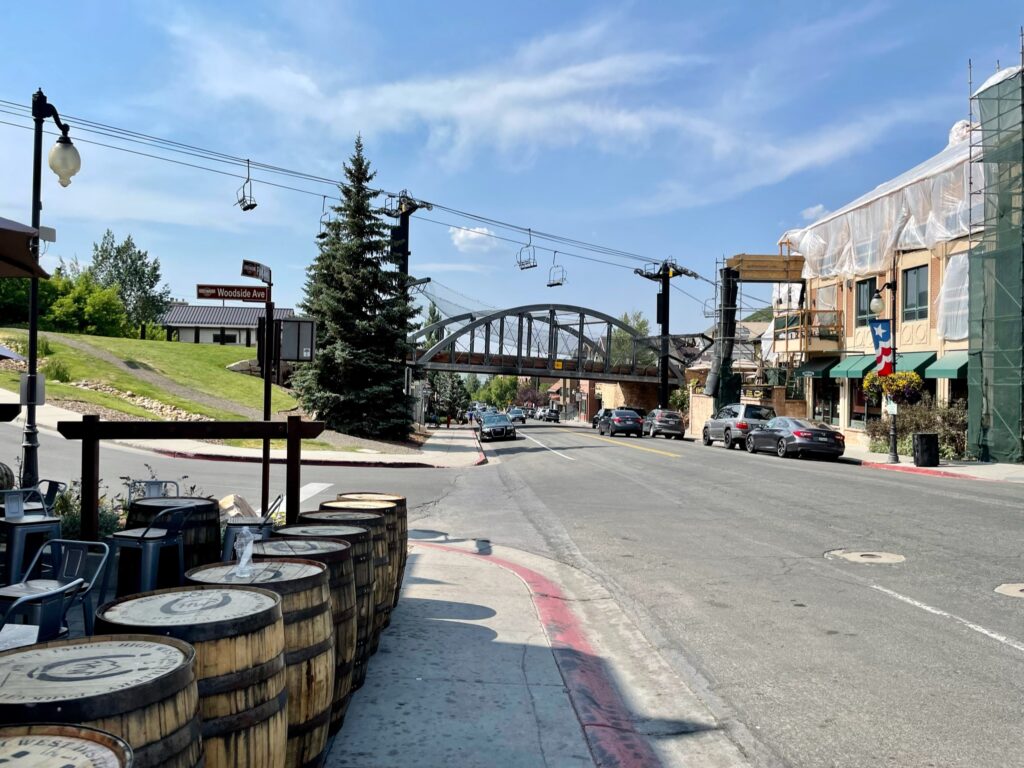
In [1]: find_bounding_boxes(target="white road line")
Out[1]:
[260,482,333,514]
[522,433,576,461]
[871,584,1024,655]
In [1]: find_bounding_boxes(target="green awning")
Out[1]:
[793,356,839,378]
[831,354,876,378]
[896,351,936,376]
[923,350,967,378]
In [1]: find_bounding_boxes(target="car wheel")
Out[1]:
[746,436,756,453]
[776,439,788,458]
[723,429,734,449]
[702,428,712,446]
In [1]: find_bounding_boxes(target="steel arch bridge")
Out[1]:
[408,303,685,384]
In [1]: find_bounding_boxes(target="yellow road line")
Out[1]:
[569,429,680,458]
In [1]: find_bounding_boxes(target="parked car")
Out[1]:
[542,408,560,423]
[643,408,685,439]
[702,403,777,449]
[479,413,517,442]
[597,409,644,437]
[508,407,526,424]
[622,406,648,420]
[591,407,613,429]
[745,417,845,459]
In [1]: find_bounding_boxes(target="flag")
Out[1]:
[869,319,893,376]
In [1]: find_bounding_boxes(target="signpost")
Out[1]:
[240,260,274,515]
[196,284,268,302]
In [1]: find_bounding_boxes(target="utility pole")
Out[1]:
[635,260,698,407]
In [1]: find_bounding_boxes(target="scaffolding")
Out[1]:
[969,62,1024,462]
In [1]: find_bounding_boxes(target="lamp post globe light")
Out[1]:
[22,89,80,487]
[870,282,899,464]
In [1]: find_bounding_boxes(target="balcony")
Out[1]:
[772,310,843,355]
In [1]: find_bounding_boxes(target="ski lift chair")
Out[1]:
[516,231,538,269]
[547,253,567,287]
[235,159,258,211]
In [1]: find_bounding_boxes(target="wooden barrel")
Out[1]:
[253,539,357,734]
[0,724,134,767]
[319,499,398,624]
[337,492,408,608]
[96,586,287,768]
[0,634,202,768]
[0,462,15,491]
[121,497,221,595]
[273,525,374,690]
[297,511,389,655]
[186,560,334,768]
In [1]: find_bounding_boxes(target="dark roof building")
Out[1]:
[160,304,294,346]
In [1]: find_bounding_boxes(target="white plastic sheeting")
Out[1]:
[937,251,969,340]
[771,282,803,309]
[781,121,977,279]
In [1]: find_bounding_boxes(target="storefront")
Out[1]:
[924,350,969,404]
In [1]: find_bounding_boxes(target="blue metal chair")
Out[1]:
[103,504,194,601]
[0,539,109,635]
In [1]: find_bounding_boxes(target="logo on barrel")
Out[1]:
[0,735,123,767]
[101,589,276,626]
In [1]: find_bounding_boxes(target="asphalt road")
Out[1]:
[11,419,1024,767]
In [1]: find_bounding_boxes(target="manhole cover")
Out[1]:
[825,549,905,564]
[995,583,1024,598]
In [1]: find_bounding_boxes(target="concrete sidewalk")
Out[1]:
[0,389,485,468]
[328,538,749,768]
[842,443,1024,483]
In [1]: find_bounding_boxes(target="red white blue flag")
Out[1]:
[869,319,893,376]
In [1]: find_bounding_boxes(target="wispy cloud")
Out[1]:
[417,262,493,274]
[449,226,496,253]
[801,203,829,221]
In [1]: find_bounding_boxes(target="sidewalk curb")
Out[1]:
[418,541,662,768]
[858,460,994,481]
[141,430,488,469]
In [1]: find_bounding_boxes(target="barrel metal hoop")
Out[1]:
[284,636,334,666]
[282,602,332,625]
[197,653,285,697]
[201,687,289,739]
[132,714,203,766]
[285,706,333,737]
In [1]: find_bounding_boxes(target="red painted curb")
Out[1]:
[418,542,662,768]
[860,461,993,481]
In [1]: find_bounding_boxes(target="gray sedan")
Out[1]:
[745,417,845,459]
[702,403,777,449]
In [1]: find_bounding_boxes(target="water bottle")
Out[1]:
[233,526,256,577]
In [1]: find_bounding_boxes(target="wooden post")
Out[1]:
[80,414,100,542]
[285,415,302,525]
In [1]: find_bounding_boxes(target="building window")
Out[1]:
[849,378,882,428]
[902,265,928,321]
[855,277,877,327]
[212,333,237,344]
[812,379,840,425]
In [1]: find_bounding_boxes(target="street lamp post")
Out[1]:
[870,281,899,464]
[23,90,81,487]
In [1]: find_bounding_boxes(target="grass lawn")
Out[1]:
[0,329,295,421]
[223,439,357,452]
[65,333,297,415]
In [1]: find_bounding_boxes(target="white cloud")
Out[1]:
[449,227,496,253]
[417,262,493,274]
[801,203,830,221]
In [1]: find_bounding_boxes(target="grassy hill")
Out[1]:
[0,330,298,421]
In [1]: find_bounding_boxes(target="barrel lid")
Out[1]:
[188,561,324,585]
[0,725,131,767]
[305,510,383,523]
[254,539,348,556]
[277,524,369,538]
[338,492,404,503]
[129,496,213,508]
[100,587,277,627]
[0,638,187,702]
[321,499,395,511]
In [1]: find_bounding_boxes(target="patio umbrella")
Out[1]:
[0,217,48,278]
[0,343,25,363]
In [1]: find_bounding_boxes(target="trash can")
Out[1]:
[913,432,939,467]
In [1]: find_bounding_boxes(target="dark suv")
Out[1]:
[702,403,777,449]
[643,408,685,439]
[591,408,613,429]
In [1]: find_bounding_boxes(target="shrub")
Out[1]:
[52,482,124,539]
[41,357,71,383]
[864,394,968,459]
[38,336,54,357]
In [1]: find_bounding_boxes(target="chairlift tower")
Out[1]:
[634,260,698,407]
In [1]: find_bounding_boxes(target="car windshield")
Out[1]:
[509,408,523,414]
[657,410,681,418]
[614,410,639,417]
[744,406,776,420]
[484,414,511,425]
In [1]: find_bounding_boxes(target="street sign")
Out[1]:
[197,284,268,302]
[241,259,271,284]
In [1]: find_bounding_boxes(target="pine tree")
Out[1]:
[294,137,416,439]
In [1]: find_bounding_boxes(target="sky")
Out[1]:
[0,1,1020,333]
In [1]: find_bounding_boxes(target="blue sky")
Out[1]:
[0,1,1020,331]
